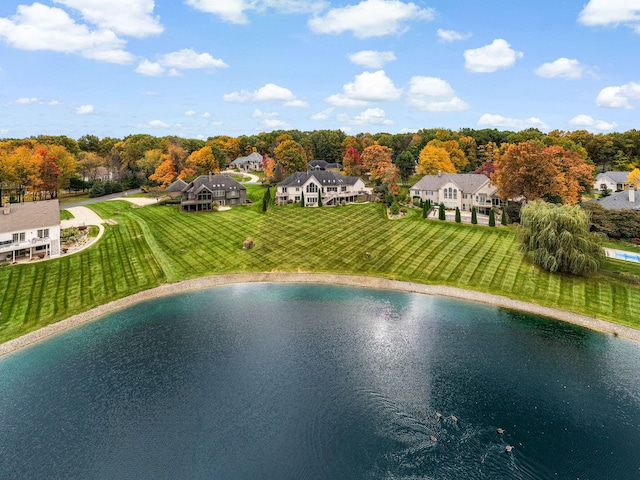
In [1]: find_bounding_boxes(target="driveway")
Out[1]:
[61,206,104,228]
[62,189,142,208]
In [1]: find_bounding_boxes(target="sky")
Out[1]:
[0,0,639,140]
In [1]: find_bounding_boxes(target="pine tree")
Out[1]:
[489,208,496,227]
[422,201,428,219]
[262,187,271,212]
[300,192,305,207]
[318,190,323,207]
[455,207,461,223]
[439,204,446,221]
[501,208,509,226]
[471,206,477,225]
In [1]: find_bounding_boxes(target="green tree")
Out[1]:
[518,201,604,275]
[455,207,461,223]
[394,150,416,182]
[501,208,509,226]
[422,200,429,219]
[274,139,307,174]
[438,203,446,220]
[471,206,478,225]
[318,190,323,207]
[262,187,271,212]
[300,192,305,207]
[489,209,496,227]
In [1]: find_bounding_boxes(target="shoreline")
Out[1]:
[1,272,639,357]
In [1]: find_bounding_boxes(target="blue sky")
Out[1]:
[0,0,639,139]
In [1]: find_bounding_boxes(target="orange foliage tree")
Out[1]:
[417,144,456,175]
[493,141,594,204]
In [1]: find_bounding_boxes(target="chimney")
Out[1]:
[630,186,636,203]
[3,203,9,215]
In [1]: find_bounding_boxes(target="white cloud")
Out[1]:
[348,50,396,68]
[251,109,289,130]
[0,129,8,135]
[53,0,163,37]
[568,114,617,131]
[464,39,523,73]
[0,3,135,64]
[48,100,63,106]
[185,110,211,118]
[135,59,164,76]
[535,58,585,79]
[223,83,308,107]
[309,0,434,38]
[310,107,334,120]
[76,104,95,115]
[15,97,39,104]
[325,70,402,107]
[437,29,471,42]
[477,114,549,131]
[406,76,469,112]
[136,49,227,76]
[596,82,640,109]
[337,107,393,126]
[186,0,327,24]
[578,0,640,33]
[140,120,170,128]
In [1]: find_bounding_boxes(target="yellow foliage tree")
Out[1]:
[150,158,177,187]
[417,145,456,175]
[628,168,640,188]
[427,139,467,171]
[187,146,219,176]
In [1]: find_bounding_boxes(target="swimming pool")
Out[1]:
[615,251,640,262]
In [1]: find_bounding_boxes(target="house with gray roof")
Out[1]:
[410,172,501,215]
[590,186,640,211]
[594,172,630,194]
[308,160,343,171]
[178,174,246,212]
[276,171,366,206]
[229,152,264,172]
[165,178,187,199]
[0,200,61,262]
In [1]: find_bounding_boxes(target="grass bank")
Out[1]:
[1,200,639,344]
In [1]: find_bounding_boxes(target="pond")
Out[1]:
[1,284,639,479]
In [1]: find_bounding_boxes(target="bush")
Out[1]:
[389,201,400,215]
[242,237,255,249]
[89,182,105,198]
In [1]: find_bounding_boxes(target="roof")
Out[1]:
[230,152,263,166]
[590,188,640,210]
[0,200,60,234]
[182,174,246,193]
[277,170,362,187]
[308,160,343,170]
[410,173,491,193]
[595,172,630,184]
[166,179,188,193]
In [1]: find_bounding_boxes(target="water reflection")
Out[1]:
[0,284,639,479]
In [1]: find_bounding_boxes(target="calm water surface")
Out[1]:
[1,284,639,479]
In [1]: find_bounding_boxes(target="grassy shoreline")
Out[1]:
[1,200,639,345]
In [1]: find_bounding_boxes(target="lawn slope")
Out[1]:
[1,200,639,344]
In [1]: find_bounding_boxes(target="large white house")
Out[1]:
[229,152,264,172]
[410,172,502,215]
[276,170,366,206]
[594,172,630,194]
[0,200,61,262]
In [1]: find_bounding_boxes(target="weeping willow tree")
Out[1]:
[518,201,605,275]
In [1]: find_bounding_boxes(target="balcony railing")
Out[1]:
[0,237,51,254]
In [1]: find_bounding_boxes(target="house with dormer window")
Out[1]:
[174,174,246,212]
[276,170,366,206]
[410,172,501,215]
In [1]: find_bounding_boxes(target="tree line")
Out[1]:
[2,127,640,205]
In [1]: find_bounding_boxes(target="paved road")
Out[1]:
[61,189,142,209]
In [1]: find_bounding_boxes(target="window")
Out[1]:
[296,187,300,192]
[12,232,25,243]
[37,229,49,238]
[443,189,448,199]
[453,189,457,199]
[294,196,300,202]
[341,186,347,192]
[282,187,287,193]
[306,183,318,193]
[212,189,225,197]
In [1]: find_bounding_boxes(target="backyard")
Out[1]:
[1,199,639,344]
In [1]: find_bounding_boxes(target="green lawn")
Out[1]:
[1,200,639,344]
[60,209,74,220]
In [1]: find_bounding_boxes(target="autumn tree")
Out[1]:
[274,139,307,174]
[342,147,362,176]
[36,149,61,199]
[493,141,594,204]
[428,139,467,172]
[628,168,640,187]
[361,145,392,176]
[149,159,178,187]
[417,144,455,175]
[187,146,220,176]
